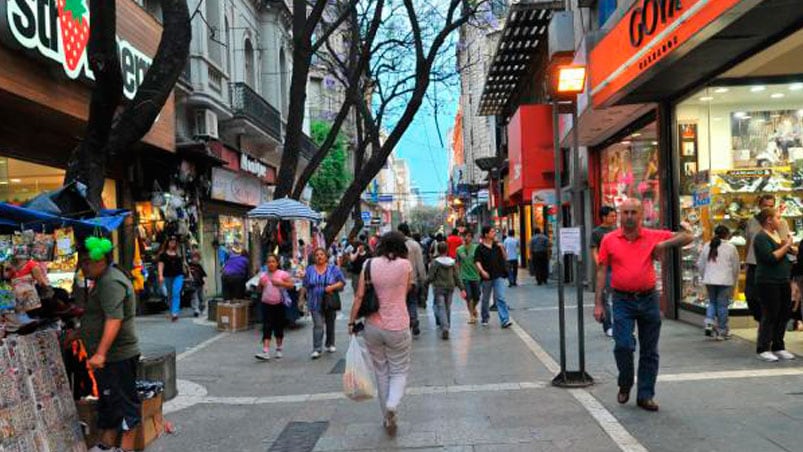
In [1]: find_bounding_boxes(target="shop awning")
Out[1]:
[478,1,562,116]
[0,203,129,233]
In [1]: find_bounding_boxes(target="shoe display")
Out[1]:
[774,350,795,360]
[758,351,779,362]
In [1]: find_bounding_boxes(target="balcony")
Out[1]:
[228,82,282,143]
[299,132,317,161]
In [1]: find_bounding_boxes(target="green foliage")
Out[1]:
[309,121,351,213]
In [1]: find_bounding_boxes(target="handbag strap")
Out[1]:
[364,259,373,286]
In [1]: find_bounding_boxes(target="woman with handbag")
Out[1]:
[255,255,294,361]
[158,236,185,322]
[348,231,413,435]
[303,247,346,359]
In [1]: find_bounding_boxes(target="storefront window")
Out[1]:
[219,215,245,246]
[0,158,117,208]
[599,122,662,227]
[676,81,803,310]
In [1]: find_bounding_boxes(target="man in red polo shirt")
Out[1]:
[594,198,692,412]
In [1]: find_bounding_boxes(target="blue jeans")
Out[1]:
[705,285,731,333]
[480,278,510,324]
[406,286,419,329]
[163,275,184,316]
[506,260,518,285]
[601,288,613,333]
[433,288,453,332]
[612,291,661,401]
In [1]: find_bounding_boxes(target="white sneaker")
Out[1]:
[310,350,321,359]
[255,352,270,361]
[326,345,337,353]
[274,349,283,359]
[606,328,613,337]
[775,350,796,360]
[758,351,779,362]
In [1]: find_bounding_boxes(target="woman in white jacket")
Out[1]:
[697,225,741,339]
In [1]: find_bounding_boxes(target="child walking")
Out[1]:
[427,242,466,340]
[188,252,207,317]
[256,255,294,360]
[697,225,740,339]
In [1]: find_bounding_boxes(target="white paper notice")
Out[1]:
[560,227,582,256]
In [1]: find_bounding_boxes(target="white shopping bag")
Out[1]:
[343,335,376,401]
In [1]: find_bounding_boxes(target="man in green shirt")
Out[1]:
[77,242,140,451]
[456,230,481,324]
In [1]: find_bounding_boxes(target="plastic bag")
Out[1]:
[343,335,376,401]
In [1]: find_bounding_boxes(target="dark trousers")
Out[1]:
[260,302,286,341]
[532,251,549,284]
[745,265,761,321]
[222,275,247,301]
[506,260,518,285]
[756,282,792,353]
[612,291,661,401]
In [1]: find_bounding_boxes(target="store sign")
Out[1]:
[211,167,271,207]
[0,0,152,100]
[589,0,744,107]
[239,153,268,178]
[361,211,371,222]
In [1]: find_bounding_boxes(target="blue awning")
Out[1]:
[0,203,129,233]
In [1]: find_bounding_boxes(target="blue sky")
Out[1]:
[394,94,457,206]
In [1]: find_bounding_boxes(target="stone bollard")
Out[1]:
[137,343,177,401]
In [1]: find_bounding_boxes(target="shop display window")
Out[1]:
[0,158,117,208]
[219,215,245,246]
[676,82,803,310]
[599,122,662,227]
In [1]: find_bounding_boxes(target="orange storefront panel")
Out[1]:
[507,105,555,203]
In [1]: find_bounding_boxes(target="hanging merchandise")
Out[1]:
[0,236,11,262]
[31,232,55,262]
[151,181,166,207]
[54,228,76,258]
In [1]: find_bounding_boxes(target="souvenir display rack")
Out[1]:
[0,330,86,452]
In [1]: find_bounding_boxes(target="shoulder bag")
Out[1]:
[322,266,342,311]
[357,259,379,318]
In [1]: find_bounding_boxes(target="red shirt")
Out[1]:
[446,235,463,259]
[597,227,674,292]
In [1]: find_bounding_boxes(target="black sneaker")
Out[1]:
[490,305,498,312]
[441,330,449,340]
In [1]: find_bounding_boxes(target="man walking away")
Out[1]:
[529,228,550,285]
[456,230,481,324]
[398,223,426,336]
[78,243,141,452]
[474,226,513,328]
[503,230,520,287]
[594,199,692,412]
[590,206,618,337]
[446,228,463,259]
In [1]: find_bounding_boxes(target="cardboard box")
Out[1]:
[216,300,251,332]
[77,394,164,451]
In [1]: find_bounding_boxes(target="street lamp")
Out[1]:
[548,63,593,388]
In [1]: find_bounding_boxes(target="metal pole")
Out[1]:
[572,102,587,376]
[552,99,567,376]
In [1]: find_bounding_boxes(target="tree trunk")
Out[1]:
[63,0,191,210]
[274,0,314,199]
[63,0,122,211]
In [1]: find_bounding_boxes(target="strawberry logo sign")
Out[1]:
[56,0,90,72]
[1,0,153,99]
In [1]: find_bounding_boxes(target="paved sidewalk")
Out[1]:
[147,285,620,451]
[139,274,803,451]
[506,273,803,452]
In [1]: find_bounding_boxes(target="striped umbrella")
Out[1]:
[247,197,322,221]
